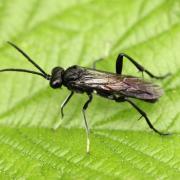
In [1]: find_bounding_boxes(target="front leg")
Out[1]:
[116,53,170,79]
[53,91,74,130]
[61,91,74,118]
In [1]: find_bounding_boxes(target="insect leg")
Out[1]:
[53,91,74,130]
[92,58,104,69]
[93,42,111,69]
[125,98,169,135]
[82,93,93,153]
[116,53,170,79]
[61,91,74,118]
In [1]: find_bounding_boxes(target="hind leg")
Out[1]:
[116,53,170,79]
[124,98,169,135]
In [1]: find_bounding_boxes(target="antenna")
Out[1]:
[0,68,49,79]
[0,42,50,80]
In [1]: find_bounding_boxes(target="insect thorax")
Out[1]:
[62,66,85,92]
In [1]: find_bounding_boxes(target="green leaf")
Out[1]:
[0,0,180,179]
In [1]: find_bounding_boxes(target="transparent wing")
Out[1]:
[75,68,163,101]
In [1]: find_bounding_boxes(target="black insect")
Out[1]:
[0,42,170,153]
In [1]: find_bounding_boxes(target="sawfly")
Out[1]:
[0,42,170,153]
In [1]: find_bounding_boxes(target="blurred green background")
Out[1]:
[0,0,180,179]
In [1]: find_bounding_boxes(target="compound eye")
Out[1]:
[51,79,62,88]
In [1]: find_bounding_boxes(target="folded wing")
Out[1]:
[75,68,163,102]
